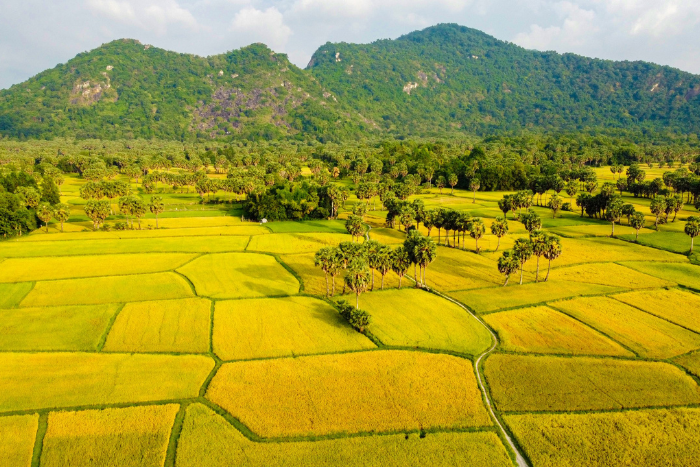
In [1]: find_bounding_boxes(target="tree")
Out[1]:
[399,206,416,232]
[130,197,147,229]
[36,202,53,232]
[622,204,636,225]
[513,238,533,285]
[669,194,684,222]
[118,196,134,228]
[520,210,542,237]
[543,235,562,282]
[413,234,437,287]
[314,247,334,296]
[40,177,61,205]
[345,215,365,242]
[422,210,435,237]
[498,195,513,220]
[148,196,165,228]
[375,245,394,290]
[565,180,578,202]
[548,194,563,218]
[576,193,591,217]
[606,196,624,237]
[54,203,71,233]
[391,246,411,289]
[16,187,40,209]
[365,240,382,291]
[448,173,458,194]
[490,216,508,250]
[344,258,371,309]
[335,300,370,334]
[497,250,519,287]
[630,211,646,241]
[650,196,667,230]
[685,216,700,253]
[84,200,110,230]
[530,231,548,282]
[469,218,485,253]
[469,178,480,203]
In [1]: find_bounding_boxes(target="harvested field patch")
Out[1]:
[0,304,119,351]
[622,261,700,291]
[41,404,178,467]
[552,262,674,289]
[104,298,211,353]
[451,280,620,314]
[246,233,351,254]
[0,353,213,411]
[483,306,633,357]
[361,289,492,355]
[0,283,33,308]
[20,272,194,307]
[207,350,491,437]
[0,236,249,258]
[264,220,347,233]
[424,247,505,291]
[552,296,700,359]
[178,253,299,299]
[176,403,512,467]
[485,354,700,412]
[505,408,700,467]
[0,253,196,283]
[614,289,700,333]
[213,296,375,360]
[18,225,268,242]
[0,414,38,467]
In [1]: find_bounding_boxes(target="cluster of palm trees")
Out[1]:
[80,195,164,231]
[497,221,563,287]
[314,232,437,309]
[35,202,71,233]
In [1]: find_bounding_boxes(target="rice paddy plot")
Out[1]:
[41,404,179,467]
[619,231,692,256]
[0,414,38,467]
[147,217,243,228]
[483,306,633,357]
[20,272,194,307]
[176,403,512,467]
[206,350,491,437]
[367,228,406,244]
[451,280,621,314]
[264,220,348,233]
[550,223,638,238]
[613,289,700,333]
[0,235,250,258]
[424,246,505,291]
[675,351,700,379]
[505,408,700,467]
[0,253,196,283]
[621,261,700,291]
[246,233,351,254]
[0,304,119,351]
[361,289,492,355]
[213,296,375,360]
[484,354,700,412]
[0,353,213,412]
[178,253,299,299]
[19,225,268,242]
[552,262,674,289]
[552,296,700,359]
[103,298,211,353]
[0,283,33,308]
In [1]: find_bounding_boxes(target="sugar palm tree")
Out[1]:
[629,211,646,241]
[413,235,437,287]
[469,178,480,203]
[344,258,371,309]
[497,250,519,286]
[513,238,533,285]
[543,235,563,282]
[469,218,485,253]
[148,196,165,228]
[490,216,508,251]
[685,216,700,253]
[36,202,53,232]
[314,247,334,296]
[375,245,394,290]
[54,203,71,232]
[391,245,411,289]
[365,240,382,291]
[531,231,548,282]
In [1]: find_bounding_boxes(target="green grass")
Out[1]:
[0,353,214,412]
[361,289,493,355]
[0,414,38,467]
[20,272,194,307]
[0,283,33,308]
[213,296,375,360]
[177,253,299,299]
[485,354,700,412]
[621,261,700,290]
[0,304,120,351]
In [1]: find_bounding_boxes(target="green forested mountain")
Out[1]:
[3,24,700,141]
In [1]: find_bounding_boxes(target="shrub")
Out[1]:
[336,299,371,333]
[562,202,572,211]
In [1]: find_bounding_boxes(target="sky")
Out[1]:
[2,0,700,89]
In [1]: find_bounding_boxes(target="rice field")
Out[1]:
[0,282,33,308]
[483,306,633,357]
[0,353,214,411]
[177,253,299,298]
[506,408,700,466]
[206,350,491,437]
[213,296,375,360]
[0,414,38,467]
[423,246,506,291]
[551,262,675,289]
[675,351,700,379]
[485,354,700,412]
[246,232,352,254]
[41,405,179,467]
[103,298,211,353]
[19,225,268,241]
[360,289,492,355]
[613,288,700,333]
[0,304,120,351]
[20,272,195,307]
[175,403,512,467]
[621,261,700,291]
[552,296,700,359]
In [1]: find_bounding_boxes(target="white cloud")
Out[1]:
[514,1,597,50]
[230,6,292,50]
[87,0,200,34]
[602,0,700,37]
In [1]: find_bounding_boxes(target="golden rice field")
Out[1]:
[103,298,211,353]
[552,296,700,359]
[20,224,268,241]
[246,232,352,254]
[675,351,700,379]
[175,403,512,467]
[484,354,700,412]
[423,246,506,291]
[483,306,633,357]
[551,262,674,289]
[0,304,119,351]
[505,408,700,466]
[206,351,492,437]
[621,261,700,290]
[177,253,299,298]
[0,414,38,467]
[0,282,33,308]
[41,405,179,467]
[613,288,700,333]
[213,296,375,360]
[360,289,492,355]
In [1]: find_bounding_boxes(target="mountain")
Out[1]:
[3,24,700,141]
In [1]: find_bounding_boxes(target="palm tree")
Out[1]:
[685,216,700,253]
[497,250,519,286]
[54,203,71,232]
[490,216,508,251]
[327,248,343,296]
[543,235,563,282]
[469,218,485,253]
[344,258,371,309]
[548,194,563,218]
[469,178,480,203]
[148,196,165,228]
[365,240,382,291]
[404,230,421,287]
[606,196,624,237]
[131,197,147,229]
[413,235,437,287]
[630,212,646,241]
[513,238,533,285]
[391,246,411,289]
[36,202,54,232]
[531,231,548,282]
[314,247,334,296]
[650,196,667,230]
[344,215,365,241]
[521,210,542,238]
[375,245,394,290]
[448,173,458,194]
